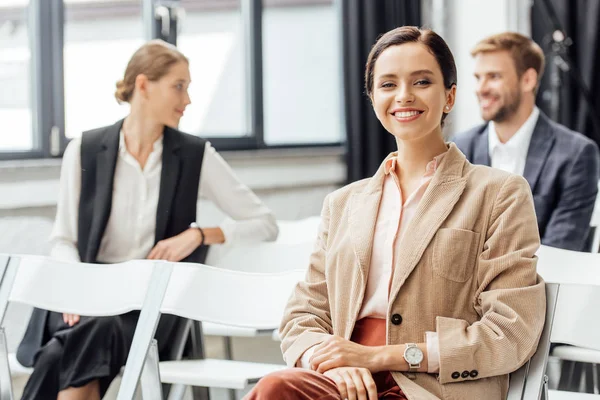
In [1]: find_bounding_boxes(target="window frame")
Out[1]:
[0,0,343,160]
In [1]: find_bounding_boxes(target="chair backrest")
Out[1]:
[550,284,600,351]
[509,245,600,399]
[159,262,305,329]
[0,254,164,324]
[507,283,559,400]
[0,254,173,400]
[275,217,321,244]
[536,245,600,286]
[206,240,315,273]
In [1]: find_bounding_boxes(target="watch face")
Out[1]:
[404,346,424,364]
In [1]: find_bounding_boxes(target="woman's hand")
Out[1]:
[310,336,379,373]
[63,313,80,327]
[323,367,378,400]
[147,228,202,262]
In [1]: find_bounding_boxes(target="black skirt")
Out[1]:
[21,310,180,400]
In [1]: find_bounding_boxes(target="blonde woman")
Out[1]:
[18,40,278,400]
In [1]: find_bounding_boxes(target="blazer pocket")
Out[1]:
[432,228,480,282]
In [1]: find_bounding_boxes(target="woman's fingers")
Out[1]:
[359,369,377,400]
[340,370,358,400]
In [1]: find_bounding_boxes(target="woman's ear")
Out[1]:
[444,85,457,113]
[134,74,149,99]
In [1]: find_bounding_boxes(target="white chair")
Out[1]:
[135,263,306,399]
[201,240,314,362]
[507,283,559,400]
[0,254,171,400]
[535,245,600,398]
[274,217,321,245]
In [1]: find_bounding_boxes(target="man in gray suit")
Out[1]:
[453,32,600,251]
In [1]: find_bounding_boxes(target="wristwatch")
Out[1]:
[403,343,423,372]
[188,222,205,246]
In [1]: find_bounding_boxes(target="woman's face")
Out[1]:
[371,42,455,143]
[144,61,192,129]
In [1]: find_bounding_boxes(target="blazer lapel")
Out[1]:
[473,125,491,166]
[388,144,467,301]
[155,127,181,243]
[349,170,385,280]
[523,113,555,192]
[86,120,122,262]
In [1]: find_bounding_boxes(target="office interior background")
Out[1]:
[0,0,599,398]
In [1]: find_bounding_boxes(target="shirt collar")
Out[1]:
[384,150,448,177]
[118,130,164,156]
[488,106,540,154]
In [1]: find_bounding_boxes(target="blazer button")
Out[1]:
[451,371,460,379]
[391,313,403,325]
[470,370,478,378]
[461,370,470,378]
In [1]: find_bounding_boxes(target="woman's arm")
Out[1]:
[49,139,82,262]
[198,142,278,244]
[435,175,546,384]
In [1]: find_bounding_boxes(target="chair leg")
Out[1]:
[594,363,600,394]
[223,337,236,400]
[0,328,13,400]
[140,340,163,400]
[585,363,595,393]
[190,321,210,400]
[166,384,187,400]
[558,360,576,391]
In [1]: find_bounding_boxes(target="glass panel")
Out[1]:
[262,0,342,144]
[63,0,143,139]
[0,0,33,151]
[177,0,249,137]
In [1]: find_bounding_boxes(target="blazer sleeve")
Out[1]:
[436,175,546,384]
[279,194,333,367]
[541,140,600,251]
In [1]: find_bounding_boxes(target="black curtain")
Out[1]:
[342,0,421,183]
[532,0,600,147]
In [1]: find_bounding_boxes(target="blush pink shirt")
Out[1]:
[301,152,447,373]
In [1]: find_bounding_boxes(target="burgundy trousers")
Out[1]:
[244,318,407,399]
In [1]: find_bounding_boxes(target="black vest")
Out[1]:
[78,119,208,263]
[17,120,208,367]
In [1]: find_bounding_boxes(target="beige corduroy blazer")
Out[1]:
[279,143,546,400]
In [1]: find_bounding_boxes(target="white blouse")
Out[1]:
[50,133,278,263]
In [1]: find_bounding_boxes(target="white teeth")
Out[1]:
[394,111,421,118]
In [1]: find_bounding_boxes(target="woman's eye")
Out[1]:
[381,82,395,88]
[415,80,431,85]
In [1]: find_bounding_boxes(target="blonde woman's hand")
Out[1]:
[323,367,377,400]
[147,228,202,262]
[63,313,80,327]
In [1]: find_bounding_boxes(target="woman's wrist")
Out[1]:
[200,227,226,246]
[371,343,428,373]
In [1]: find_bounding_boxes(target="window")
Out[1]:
[0,0,33,152]
[0,0,344,160]
[178,0,250,137]
[63,0,144,139]
[262,0,342,145]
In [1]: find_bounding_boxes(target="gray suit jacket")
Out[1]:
[453,111,600,251]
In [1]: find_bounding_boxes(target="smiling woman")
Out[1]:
[245,26,545,400]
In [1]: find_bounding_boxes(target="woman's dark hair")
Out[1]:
[364,26,457,125]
